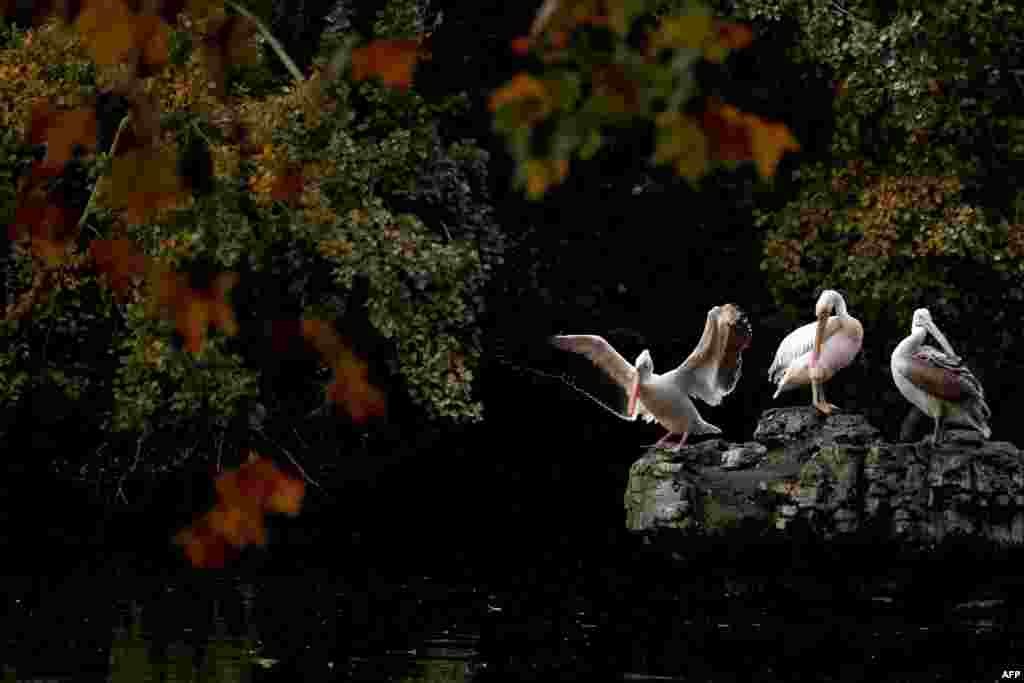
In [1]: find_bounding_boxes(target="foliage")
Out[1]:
[721,0,1024,338]
[489,0,800,197]
[0,0,801,565]
[175,452,304,568]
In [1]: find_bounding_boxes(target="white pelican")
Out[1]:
[768,289,863,414]
[891,308,991,444]
[551,304,752,451]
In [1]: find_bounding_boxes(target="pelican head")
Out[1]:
[815,289,845,319]
[635,349,654,378]
[812,289,845,364]
[912,307,958,358]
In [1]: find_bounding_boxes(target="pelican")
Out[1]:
[768,289,863,414]
[551,304,752,451]
[891,308,991,444]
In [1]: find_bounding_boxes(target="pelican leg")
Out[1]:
[931,415,945,445]
[817,381,840,414]
[669,432,690,453]
[811,369,838,415]
[647,432,683,449]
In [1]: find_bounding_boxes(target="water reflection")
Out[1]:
[5,553,1023,683]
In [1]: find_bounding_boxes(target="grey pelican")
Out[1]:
[768,289,863,414]
[891,308,991,444]
[551,304,752,451]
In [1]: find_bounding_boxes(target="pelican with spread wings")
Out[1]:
[768,289,863,415]
[551,304,752,451]
[891,308,991,444]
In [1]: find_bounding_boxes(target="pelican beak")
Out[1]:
[627,377,639,418]
[813,308,830,365]
[926,320,958,360]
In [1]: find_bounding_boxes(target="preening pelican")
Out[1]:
[891,308,991,444]
[768,289,863,415]
[551,304,752,451]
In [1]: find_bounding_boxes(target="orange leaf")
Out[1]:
[208,501,266,546]
[350,39,422,89]
[489,73,550,112]
[175,522,230,569]
[202,13,260,97]
[270,167,304,203]
[715,21,752,50]
[746,116,800,179]
[652,111,708,181]
[136,13,172,76]
[300,318,387,423]
[89,238,150,297]
[701,102,753,162]
[74,0,141,66]
[176,455,304,568]
[510,36,533,55]
[522,157,569,199]
[9,166,83,265]
[701,102,799,178]
[28,103,98,171]
[106,146,187,224]
[267,475,304,516]
[148,267,239,353]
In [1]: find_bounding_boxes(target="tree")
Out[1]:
[0,0,799,565]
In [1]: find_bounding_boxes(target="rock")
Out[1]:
[720,443,767,470]
[624,406,1024,544]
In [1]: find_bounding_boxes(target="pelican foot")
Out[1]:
[813,401,839,415]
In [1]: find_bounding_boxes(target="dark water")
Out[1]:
[5,531,1024,683]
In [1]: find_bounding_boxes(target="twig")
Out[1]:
[225,0,305,84]
[78,113,131,231]
[115,429,146,505]
[216,431,224,474]
[255,428,326,493]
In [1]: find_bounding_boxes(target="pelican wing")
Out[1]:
[550,334,643,419]
[904,345,988,412]
[768,320,816,384]
[767,316,851,383]
[676,304,751,405]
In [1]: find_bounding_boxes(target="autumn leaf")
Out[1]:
[89,238,150,297]
[176,454,304,568]
[202,12,260,97]
[529,0,632,37]
[300,318,387,423]
[208,500,265,546]
[592,64,639,114]
[8,165,84,265]
[489,73,555,129]
[350,39,422,90]
[147,267,239,353]
[703,21,753,63]
[271,166,304,203]
[715,21,753,51]
[27,102,98,171]
[73,0,170,73]
[702,102,799,178]
[701,102,753,162]
[746,115,800,179]
[652,110,707,181]
[489,73,549,111]
[649,13,713,52]
[175,521,231,568]
[522,157,569,199]
[104,146,187,224]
